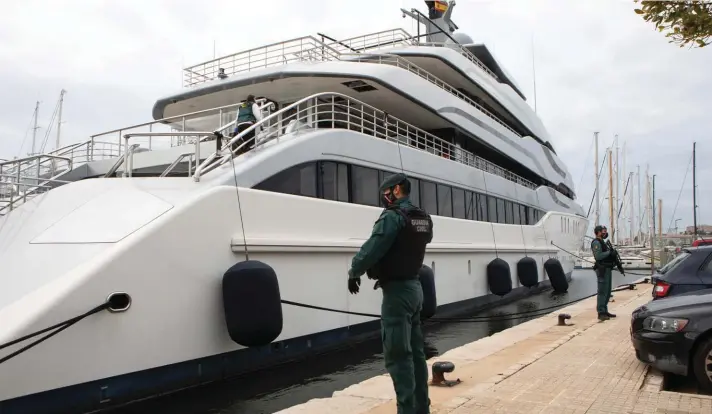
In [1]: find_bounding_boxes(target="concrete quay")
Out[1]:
[276,282,712,414]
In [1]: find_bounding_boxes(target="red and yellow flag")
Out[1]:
[434,1,448,12]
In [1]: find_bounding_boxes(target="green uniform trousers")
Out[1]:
[596,267,613,314]
[381,279,430,414]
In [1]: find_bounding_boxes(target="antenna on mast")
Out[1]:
[531,35,537,114]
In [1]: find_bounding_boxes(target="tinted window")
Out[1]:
[519,205,527,225]
[420,181,437,214]
[437,184,453,217]
[320,162,349,202]
[487,195,497,223]
[496,198,506,224]
[255,162,317,197]
[352,165,379,206]
[513,202,520,224]
[409,177,421,207]
[464,191,475,220]
[477,193,487,222]
[505,201,514,224]
[659,251,691,274]
[452,187,466,219]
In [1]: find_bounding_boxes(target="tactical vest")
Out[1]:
[592,238,616,267]
[236,102,257,124]
[370,205,433,283]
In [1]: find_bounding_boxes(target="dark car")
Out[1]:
[631,289,712,391]
[651,246,712,300]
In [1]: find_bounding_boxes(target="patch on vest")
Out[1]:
[411,218,431,233]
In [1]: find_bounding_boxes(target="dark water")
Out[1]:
[107,270,629,414]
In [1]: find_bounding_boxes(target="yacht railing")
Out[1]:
[182,36,341,87]
[0,173,72,216]
[89,100,277,157]
[184,92,535,189]
[182,28,500,88]
[415,41,498,80]
[340,53,521,138]
[320,28,414,54]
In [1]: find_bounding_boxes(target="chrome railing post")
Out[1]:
[123,135,130,178]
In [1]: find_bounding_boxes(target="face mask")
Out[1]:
[381,190,396,208]
[602,232,609,239]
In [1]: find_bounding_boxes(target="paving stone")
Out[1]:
[279,284,712,414]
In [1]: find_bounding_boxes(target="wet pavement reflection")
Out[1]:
[107,269,629,414]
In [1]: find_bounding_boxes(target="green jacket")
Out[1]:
[349,197,428,279]
[591,238,612,267]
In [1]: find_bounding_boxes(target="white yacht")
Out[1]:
[0,1,587,412]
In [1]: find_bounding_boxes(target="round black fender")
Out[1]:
[487,258,513,297]
[418,265,437,320]
[517,257,539,288]
[222,260,283,347]
[544,258,568,293]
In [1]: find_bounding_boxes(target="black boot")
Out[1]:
[598,313,610,321]
[606,312,617,318]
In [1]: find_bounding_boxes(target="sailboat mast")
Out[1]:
[611,134,621,244]
[622,141,626,243]
[629,172,634,244]
[608,148,614,239]
[693,141,698,239]
[594,131,600,226]
[637,165,642,244]
[55,89,66,151]
[30,101,40,156]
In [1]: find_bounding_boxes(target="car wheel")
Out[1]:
[692,337,712,393]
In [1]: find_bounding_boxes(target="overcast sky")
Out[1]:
[1,0,710,237]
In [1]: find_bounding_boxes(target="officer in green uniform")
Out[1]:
[348,173,434,414]
[224,94,259,155]
[591,225,617,321]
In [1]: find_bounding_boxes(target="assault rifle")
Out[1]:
[606,240,625,275]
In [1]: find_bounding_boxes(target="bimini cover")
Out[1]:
[31,188,172,244]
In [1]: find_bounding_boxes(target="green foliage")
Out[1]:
[633,0,712,48]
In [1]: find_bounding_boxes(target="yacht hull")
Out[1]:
[0,179,585,413]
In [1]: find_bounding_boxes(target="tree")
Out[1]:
[634,1,712,48]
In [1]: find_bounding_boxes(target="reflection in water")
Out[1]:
[109,270,625,414]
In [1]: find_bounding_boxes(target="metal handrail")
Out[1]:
[340,53,521,138]
[104,144,140,178]
[160,153,195,177]
[182,36,341,87]
[415,41,498,80]
[122,132,213,178]
[191,92,536,189]
[321,28,414,54]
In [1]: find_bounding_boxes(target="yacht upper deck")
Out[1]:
[181,28,500,88]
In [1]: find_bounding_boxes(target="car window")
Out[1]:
[659,251,691,274]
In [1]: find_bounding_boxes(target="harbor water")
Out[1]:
[106,269,629,414]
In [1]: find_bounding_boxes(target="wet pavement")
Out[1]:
[107,269,630,414]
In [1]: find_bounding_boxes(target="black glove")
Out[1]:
[348,277,361,294]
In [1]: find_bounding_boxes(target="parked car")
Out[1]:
[651,246,712,300]
[631,289,712,391]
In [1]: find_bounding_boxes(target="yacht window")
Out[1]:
[505,201,514,224]
[320,161,349,202]
[496,198,506,224]
[452,188,466,219]
[255,162,317,198]
[464,191,475,220]
[487,195,497,223]
[437,184,453,217]
[351,165,380,206]
[512,202,520,225]
[408,177,421,207]
[519,205,527,225]
[420,181,438,214]
[476,193,487,222]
